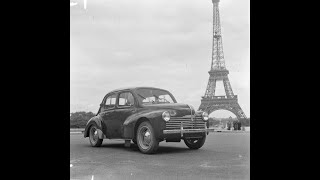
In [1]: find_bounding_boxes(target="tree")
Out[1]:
[208,117,220,127]
[70,111,95,128]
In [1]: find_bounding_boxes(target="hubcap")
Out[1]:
[187,139,199,144]
[144,131,151,144]
[90,127,99,144]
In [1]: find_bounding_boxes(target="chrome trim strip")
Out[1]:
[186,104,194,121]
[181,123,183,137]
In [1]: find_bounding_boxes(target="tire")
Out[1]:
[89,125,103,147]
[136,121,159,154]
[184,134,206,149]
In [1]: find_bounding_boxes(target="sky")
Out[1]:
[70,0,250,118]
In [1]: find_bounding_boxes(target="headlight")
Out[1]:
[162,111,170,122]
[202,112,209,121]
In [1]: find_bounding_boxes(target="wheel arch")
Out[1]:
[84,116,104,138]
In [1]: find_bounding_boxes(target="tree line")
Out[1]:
[70,111,95,128]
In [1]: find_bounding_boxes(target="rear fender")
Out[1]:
[84,115,105,138]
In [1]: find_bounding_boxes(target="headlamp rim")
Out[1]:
[162,111,171,122]
[202,111,209,121]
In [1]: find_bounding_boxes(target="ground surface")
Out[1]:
[70,132,250,180]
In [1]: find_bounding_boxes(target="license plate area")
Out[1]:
[183,132,204,138]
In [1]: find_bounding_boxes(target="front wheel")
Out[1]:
[136,121,159,154]
[89,125,103,147]
[184,134,206,149]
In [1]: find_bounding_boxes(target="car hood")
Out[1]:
[142,103,198,117]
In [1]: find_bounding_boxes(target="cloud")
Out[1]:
[71,0,250,117]
[70,2,78,7]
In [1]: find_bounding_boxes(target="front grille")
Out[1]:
[165,115,206,130]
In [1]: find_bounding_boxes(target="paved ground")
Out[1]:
[70,132,250,180]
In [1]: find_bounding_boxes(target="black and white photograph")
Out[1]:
[70,0,250,179]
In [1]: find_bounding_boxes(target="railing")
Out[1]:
[201,95,237,99]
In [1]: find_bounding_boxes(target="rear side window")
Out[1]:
[105,94,117,109]
[118,92,135,107]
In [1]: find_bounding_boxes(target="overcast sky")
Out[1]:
[70,0,250,118]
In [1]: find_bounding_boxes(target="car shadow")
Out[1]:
[155,146,192,154]
[98,142,192,154]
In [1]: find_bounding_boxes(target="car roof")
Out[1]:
[108,86,168,94]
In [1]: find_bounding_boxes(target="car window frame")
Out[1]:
[101,93,117,111]
[116,91,136,109]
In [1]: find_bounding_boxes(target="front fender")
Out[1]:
[123,109,166,139]
[84,115,105,138]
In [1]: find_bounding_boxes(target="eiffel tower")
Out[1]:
[198,0,247,120]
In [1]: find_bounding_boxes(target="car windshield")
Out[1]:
[135,88,176,104]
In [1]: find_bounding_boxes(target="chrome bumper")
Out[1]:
[163,126,213,137]
[163,128,207,134]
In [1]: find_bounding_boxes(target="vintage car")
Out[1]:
[84,87,209,154]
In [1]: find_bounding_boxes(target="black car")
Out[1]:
[84,87,209,154]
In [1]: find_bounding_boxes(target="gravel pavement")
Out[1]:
[70,132,250,180]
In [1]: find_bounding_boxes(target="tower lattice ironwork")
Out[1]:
[198,0,247,119]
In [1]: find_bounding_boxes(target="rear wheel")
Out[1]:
[89,125,103,147]
[136,121,159,154]
[184,134,206,149]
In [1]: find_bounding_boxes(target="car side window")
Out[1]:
[118,92,135,107]
[104,94,117,109]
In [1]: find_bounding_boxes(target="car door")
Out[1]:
[100,93,118,138]
[112,91,137,138]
